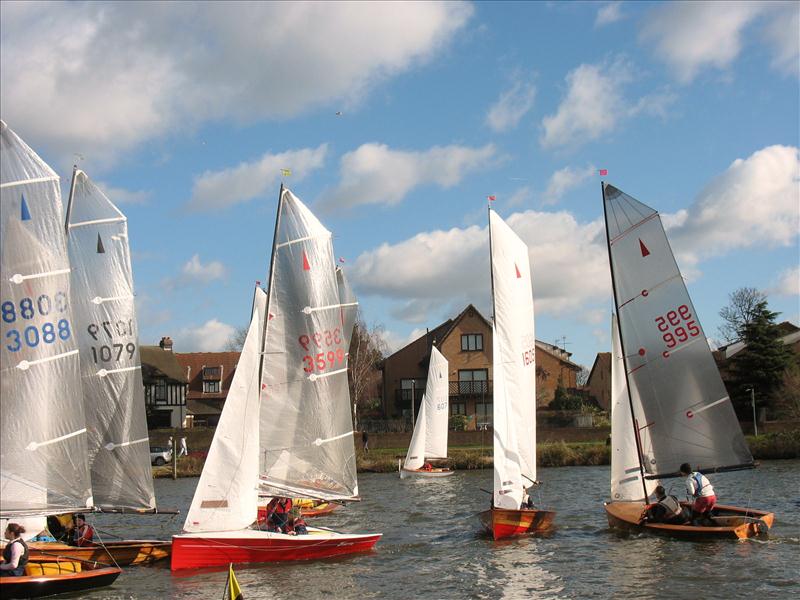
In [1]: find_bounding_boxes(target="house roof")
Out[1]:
[140,346,188,383]
[715,321,800,360]
[187,398,224,416]
[175,351,241,400]
[587,352,611,386]
[534,340,581,370]
[438,304,493,346]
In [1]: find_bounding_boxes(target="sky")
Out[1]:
[1,1,798,370]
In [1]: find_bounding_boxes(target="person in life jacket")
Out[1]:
[0,523,29,577]
[642,486,689,525]
[266,497,293,533]
[680,463,717,523]
[70,514,96,547]
[422,462,433,471]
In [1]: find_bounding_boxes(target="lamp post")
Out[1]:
[411,379,416,429]
[746,386,757,436]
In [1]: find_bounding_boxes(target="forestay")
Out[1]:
[610,314,658,502]
[259,188,358,501]
[403,346,449,470]
[0,121,93,518]
[603,183,753,477]
[184,289,266,532]
[65,170,155,511]
[490,209,537,509]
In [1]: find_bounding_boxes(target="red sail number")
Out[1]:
[654,304,700,349]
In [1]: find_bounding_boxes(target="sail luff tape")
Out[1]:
[9,267,71,284]
[97,365,141,377]
[26,427,87,451]
[17,349,79,370]
[104,436,149,451]
[276,232,332,248]
[68,216,126,228]
[308,367,347,381]
[302,301,358,314]
[0,175,59,189]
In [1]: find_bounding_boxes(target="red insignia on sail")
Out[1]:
[302,251,311,271]
[639,239,650,257]
[515,264,522,278]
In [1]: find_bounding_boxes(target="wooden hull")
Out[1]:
[399,467,455,479]
[256,501,338,520]
[478,508,556,540]
[0,563,121,599]
[171,528,381,570]
[605,501,774,540]
[28,540,171,566]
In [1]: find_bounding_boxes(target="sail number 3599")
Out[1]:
[654,304,700,348]
[298,329,345,373]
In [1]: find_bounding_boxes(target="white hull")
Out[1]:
[399,467,455,479]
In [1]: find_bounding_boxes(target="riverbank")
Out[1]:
[152,430,800,477]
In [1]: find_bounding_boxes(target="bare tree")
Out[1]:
[576,365,590,387]
[718,287,766,343]
[224,326,248,352]
[348,312,388,431]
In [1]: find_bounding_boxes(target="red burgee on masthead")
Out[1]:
[302,250,311,271]
[639,239,650,257]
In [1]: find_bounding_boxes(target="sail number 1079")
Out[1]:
[654,304,700,349]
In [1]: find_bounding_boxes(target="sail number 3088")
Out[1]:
[2,293,72,351]
[654,304,700,349]
[298,329,345,373]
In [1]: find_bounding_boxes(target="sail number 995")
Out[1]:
[654,304,700,349]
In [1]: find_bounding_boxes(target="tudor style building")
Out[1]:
[381,304,581,428]
[140,336,188,428]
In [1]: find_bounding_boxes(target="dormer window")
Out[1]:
[461,333,483,351]
[202,365,222,393]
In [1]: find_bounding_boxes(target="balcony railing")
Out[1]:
[449,380,492,397]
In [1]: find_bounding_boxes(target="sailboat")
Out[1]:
[26,168,173,566]
[601,182,774,540]
[171,186,381,570]
[478,207,555,540]
[399,345,453,478]
[0,120,121,597]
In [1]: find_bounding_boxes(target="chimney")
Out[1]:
[159,336,174,352]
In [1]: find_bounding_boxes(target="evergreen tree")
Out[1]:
[728,300,793,418]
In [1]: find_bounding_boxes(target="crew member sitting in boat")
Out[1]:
[422,462,433,471]
[265,497,293,533]
[680,463,717,524]
[642,485,689,525]
[0,523,29,577]
[69,513,96,547]
[521,487,535,510]
[287,508,308,535]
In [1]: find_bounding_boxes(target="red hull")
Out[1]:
[171,530,381,570]
[478,508,556,540]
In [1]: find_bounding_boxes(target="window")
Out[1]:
[400,378,425,401]
[476,402,493,426]
[458,369,488,394]
[154,379,167,402]
[203,380,221,393]
[203,366,221,379]
[461,334,483,352]
[450,402,466,416]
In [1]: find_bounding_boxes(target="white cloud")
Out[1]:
[164,254,227,290]
[666,145,800,271]
[95,181,151,205]
[639,1,796,83]
[506,185,534,208]
[384,327,427,355]
[188,145,327,211]
[176,319,236,352]
[771,266,800,297]
[486,79,536,132]
[595,2,624,28]
[320,142,497,210]
[0,2,472,166]
[540,58,675,149]
[542,164,596,205]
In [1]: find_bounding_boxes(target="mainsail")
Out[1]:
[0,121,93,518]
[489,209,537,509]
[610,313,658,502]
[259,188,358,501]
[65,169,155,511]
[184,289,266,532]
[403,345,449,471]
[603,183,753,478]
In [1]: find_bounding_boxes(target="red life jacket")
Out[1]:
[273,498,292,514]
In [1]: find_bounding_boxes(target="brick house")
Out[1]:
[174,350,241,427]
[381,304,581,427]
[586,352,611,410]
[140,336,188,429]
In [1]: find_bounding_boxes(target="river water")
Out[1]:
[78,460,800,599]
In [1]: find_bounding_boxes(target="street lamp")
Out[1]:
[411,379,416,429]
[745,386,757,436]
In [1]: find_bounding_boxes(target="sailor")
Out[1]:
[680,463,717,523]
[521,487,535,509]
[0,523,29,577]
[266,497,293,533]
[70,514,96,547]
[642,486,688,525]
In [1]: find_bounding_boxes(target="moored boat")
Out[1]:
[27,540,172,566]
[0,560,121,600]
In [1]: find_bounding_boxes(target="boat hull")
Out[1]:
[478,508,556,540]
[171,528,381,570]
[0,564,121,599]
[399,467,455,479]
[28,540,171,566]
[604,501,774,540]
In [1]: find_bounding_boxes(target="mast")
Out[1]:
[601,181,649,502]
[487,205,497,323]
[63,165,79,232]
[258,183,285,385]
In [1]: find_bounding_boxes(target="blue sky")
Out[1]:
[2,1,798,370]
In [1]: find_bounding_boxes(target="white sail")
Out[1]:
[259,188,358,501]
[403,396,427,471]
[0,120,93,517]
[489,209,537,509]
[336,266,358,350]
[65,170,155,511]
[184,289,266,532]
[603,183,753,477]
[403,346,449,471]
[610,314,658,502]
